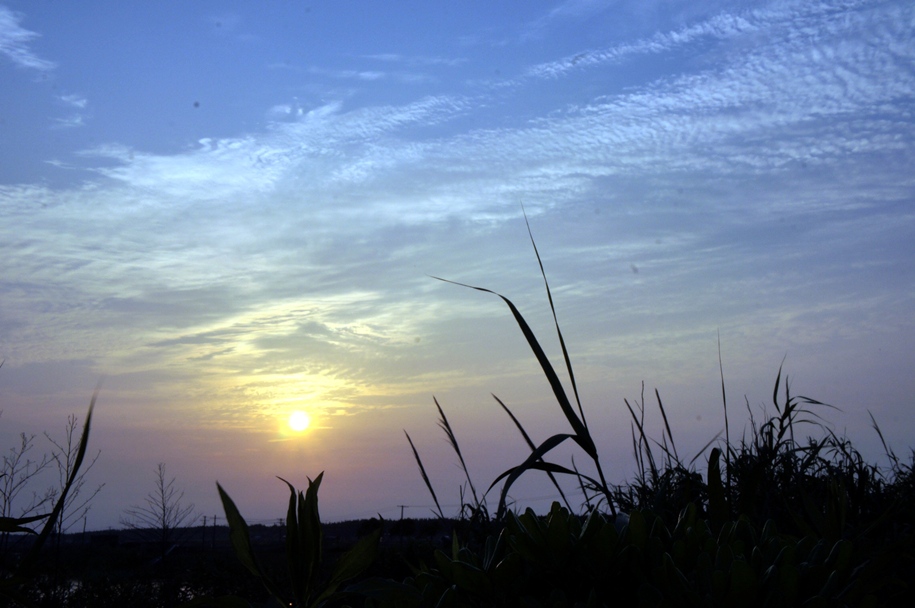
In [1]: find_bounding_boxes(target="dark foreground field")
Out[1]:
[1,518,451,607]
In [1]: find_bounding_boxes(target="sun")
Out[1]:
[288,410,311,432]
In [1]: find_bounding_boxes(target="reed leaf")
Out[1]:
[492,393,572,512]
[316,525,382,604]
[404,431,444,519]
[718,331,731,493]
[488,432,576,517]
[521,206,588,428]
[655,389,679,464]
[433,397,480,509]
[0,513,48,535]
[216,483,285,601]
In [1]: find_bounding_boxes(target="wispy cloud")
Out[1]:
[521,0,615,41]
[307,66,386,81]
[50,114,85,129]
[362,53,466,67]
[59,93,87,108]
[51,93,88,129]
[519,1,883,83]
[0,5,55,71]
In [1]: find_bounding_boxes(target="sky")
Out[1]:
[1,0,913,531]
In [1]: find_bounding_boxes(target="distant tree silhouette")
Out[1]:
[45,413,104,537]
[121,463,197,560]
[0,427,54,553]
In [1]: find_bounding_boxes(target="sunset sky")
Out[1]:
[2,0,913,530]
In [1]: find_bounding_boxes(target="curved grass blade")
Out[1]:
[718,330,731,493]
[217,483,286,602]
[868,410,898,465]
[492,393,572,512]
[434,397,480,508]
[0,513,48,535]
[489,459,605,516]
[494,460,601,483]
[430,275,596,458]
[405,431,444,519]
[486,432,575,516]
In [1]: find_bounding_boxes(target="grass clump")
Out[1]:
[395,217,915,606]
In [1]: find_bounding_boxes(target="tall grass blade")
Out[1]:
[624,397,658,482]
[718,331,731,493]
[521,206,588,429]
[773,357,786,415]
[867,410,899,468]
[404,431,444,519]
[655,389,679,464]
[570,456,594,512]
[433,397,480,509]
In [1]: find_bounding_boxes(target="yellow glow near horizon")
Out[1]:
[288,410,311,432]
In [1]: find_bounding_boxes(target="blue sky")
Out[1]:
[1,0,914,530]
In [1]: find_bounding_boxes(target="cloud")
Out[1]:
[0,5,55,71]
[523,10,754,79]
[362,53,466,67]
[305,65,385,81]
[519,1,885,83]
[521,0,615,41]
[51,114,85,129]
[59,93,88,108]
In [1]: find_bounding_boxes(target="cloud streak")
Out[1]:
[0,5,55,71]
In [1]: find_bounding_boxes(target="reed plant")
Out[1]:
[210,472,381,608]
[407,213,617,522]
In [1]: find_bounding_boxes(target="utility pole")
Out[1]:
[212,514,218,550]
[398,505,406,520]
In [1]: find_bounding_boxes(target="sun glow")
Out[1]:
[288,410,311,432]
